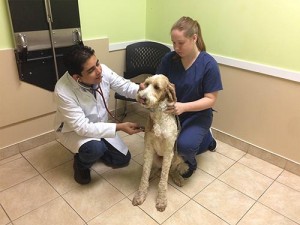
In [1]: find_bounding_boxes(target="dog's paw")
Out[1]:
[170,161,189,187]
[132,191,147,206]
[177,162,189,175]
[156,197,167,212]
[171,173,185,187]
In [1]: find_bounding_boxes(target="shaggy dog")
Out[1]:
[132,74,189,212]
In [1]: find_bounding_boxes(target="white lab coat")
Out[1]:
[54,64,139,154]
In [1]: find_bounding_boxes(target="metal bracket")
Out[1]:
[72,28,82,44]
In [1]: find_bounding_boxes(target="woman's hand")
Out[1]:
[116,122,144,134]
[166,102,185,115]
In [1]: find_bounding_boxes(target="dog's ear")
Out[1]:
[166,82,177,103]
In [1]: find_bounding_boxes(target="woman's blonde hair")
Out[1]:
[171,16,206,51]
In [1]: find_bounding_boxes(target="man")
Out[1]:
[54,45,143,184]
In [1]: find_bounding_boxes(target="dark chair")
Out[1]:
[114,41,171,120]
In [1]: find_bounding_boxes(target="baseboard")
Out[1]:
[212,128,300,176]
[0,131,56,160]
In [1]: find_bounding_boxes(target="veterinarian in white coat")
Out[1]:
[54,45,143,184]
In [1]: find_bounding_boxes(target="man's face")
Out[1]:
[79,55,103,85]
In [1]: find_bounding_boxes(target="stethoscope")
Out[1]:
[76,77,121,123]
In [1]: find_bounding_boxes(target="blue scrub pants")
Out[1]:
[76,139,131,169]
[176,117,213,171]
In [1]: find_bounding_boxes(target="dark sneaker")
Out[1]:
[181,162,195,179]
[181,167,194,179]
[73,154,91,185]
[208,128,217,152]
[208,139,217,152]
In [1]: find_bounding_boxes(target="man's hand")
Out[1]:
[138,82,145,91]
[116,122,144,134]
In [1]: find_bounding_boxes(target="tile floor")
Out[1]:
[0,110,300,225]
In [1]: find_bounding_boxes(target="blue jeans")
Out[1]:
[77,139,131,169]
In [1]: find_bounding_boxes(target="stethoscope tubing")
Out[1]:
[76,78,121,123]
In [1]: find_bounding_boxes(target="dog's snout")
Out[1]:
[137,92,147,105]
[139,96,147,104]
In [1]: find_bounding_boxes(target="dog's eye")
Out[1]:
[154,85,160,90]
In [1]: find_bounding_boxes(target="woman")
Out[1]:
[156,16,223,178]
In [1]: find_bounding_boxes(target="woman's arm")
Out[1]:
[167,92,218,115]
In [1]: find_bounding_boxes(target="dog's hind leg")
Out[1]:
[170,154,189,187]
[156,151,174,212]
[132,149,154,206]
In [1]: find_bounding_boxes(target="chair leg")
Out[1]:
[114,99,118,120]
[115,99,128,121]
[122,102,128,120]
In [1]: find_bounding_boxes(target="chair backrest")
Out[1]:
[124,41,171,79]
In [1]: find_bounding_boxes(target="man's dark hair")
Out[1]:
[63,45,95,76]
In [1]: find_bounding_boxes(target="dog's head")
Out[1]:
[136,74,176,109]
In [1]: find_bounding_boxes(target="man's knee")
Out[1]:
[113,150,131,168]
[100,145,131,168]
[78,140,107,164]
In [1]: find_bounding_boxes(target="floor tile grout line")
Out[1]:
[12,153,81,222]
[226,155,282,182]
[59,189,94,224]
[84,195,128,224]
[0,164,41,195]
[256,200,300,225]
[256,177,300,224]
[235,200,257,225]
[159,198,193,224]
[193,174,297,224]
[105,173,192,225]
[191,199,230,225]
[0,154,39,193]
[250,177,300,224]
[274,170,300,193]
[167,169,217,199]
[10,196,62,223]
[123,195,160,224]
[97,170,137,197]
[216,176,266,202]
[236,153,285,180]
[212,153,240,179]
[215,146,247,162]
[21,140,75,174]
[0,154,23,167]
[18,153,88,223]
[0,203,12,224]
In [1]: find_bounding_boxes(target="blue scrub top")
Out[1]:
[156,51,223,127]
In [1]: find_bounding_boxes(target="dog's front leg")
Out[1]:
[132,147,154,206]
[156,151,174,212]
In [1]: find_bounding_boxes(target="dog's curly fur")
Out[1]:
[132,74,189,212]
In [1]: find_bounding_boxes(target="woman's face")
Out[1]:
[171,29,197,58]
[79,55,103,85]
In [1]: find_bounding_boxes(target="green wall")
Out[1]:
[79,0,145,42]
[0,0,14,48]
[1,0,300,72]
[146,0,300,72]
